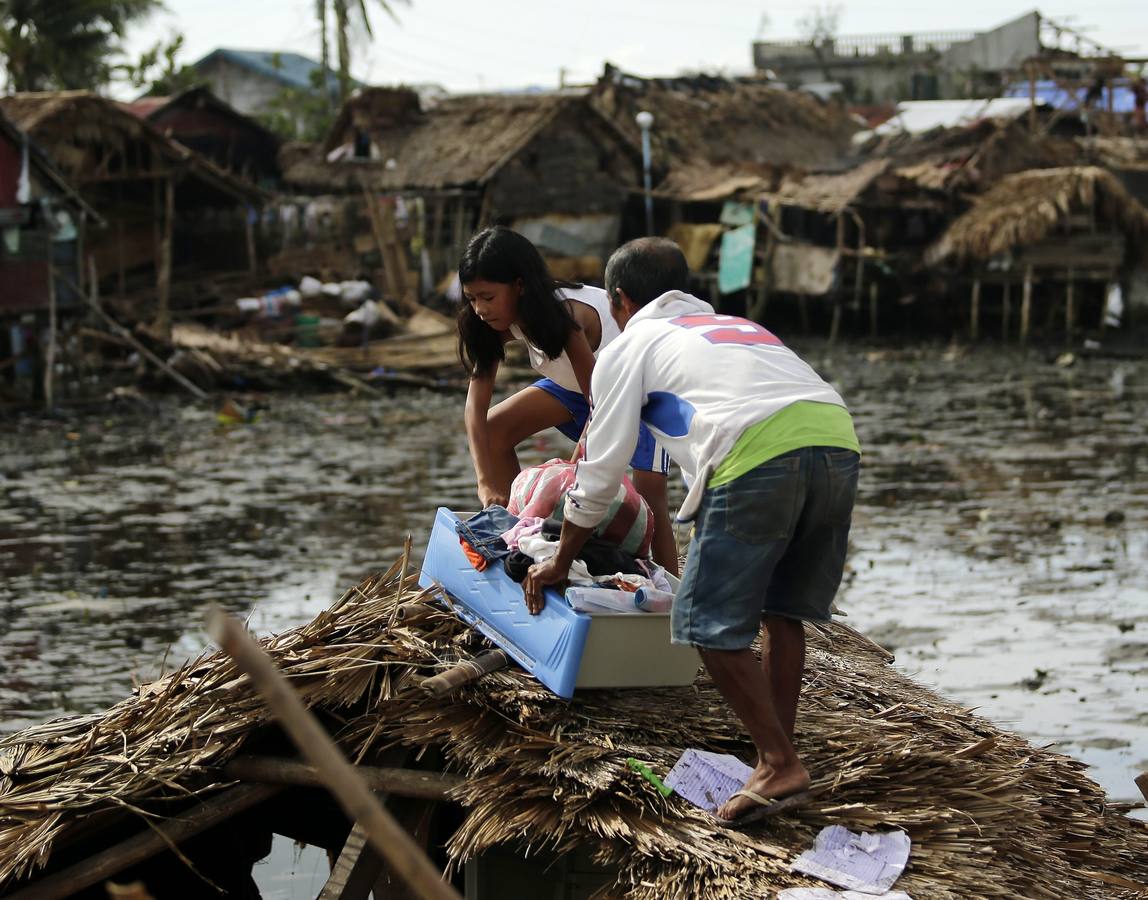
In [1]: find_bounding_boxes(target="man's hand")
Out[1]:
[523,558,570,615]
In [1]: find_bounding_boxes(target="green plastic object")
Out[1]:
[626,757,672,797]
[295,314,321,348]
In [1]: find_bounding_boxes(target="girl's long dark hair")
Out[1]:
[457,226,580,378]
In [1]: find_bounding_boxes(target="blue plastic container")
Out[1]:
[419,507,591,698]
[420,508,701,699]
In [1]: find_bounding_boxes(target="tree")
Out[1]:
[0,0,160,92]
[120,33,201,96]
[320,0,409,106]
[797,3,843,84]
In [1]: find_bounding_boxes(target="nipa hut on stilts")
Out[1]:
[1,552,1146,898]
[926,166,1148,342]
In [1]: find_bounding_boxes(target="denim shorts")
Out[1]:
[532,378,670,475]
[672,446,860,650]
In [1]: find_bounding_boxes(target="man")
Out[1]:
[523,238,860,826]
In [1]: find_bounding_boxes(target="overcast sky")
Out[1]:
[123,1,1147,96]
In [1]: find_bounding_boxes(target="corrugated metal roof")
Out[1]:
[1003,80,1137,115]
[869,98,1040,137]
[191,48,347,93]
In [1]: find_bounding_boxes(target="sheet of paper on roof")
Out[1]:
[664,748,753,813]
[777,889,913,899]
[791,825,911,894]
[869,99,1043,138]
[769,243,839,296]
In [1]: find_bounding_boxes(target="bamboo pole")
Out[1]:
[1020,266,1033,345]
[420,650,509,699]
[5,784,280,900]
[206,608,461,900]
[223,756,463,801]
[54,268,208,401]
[970,279,981,342]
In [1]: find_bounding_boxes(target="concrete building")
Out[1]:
[753,11,1047,104]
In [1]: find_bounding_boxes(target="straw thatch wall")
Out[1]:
[928,166,1148,264]
[1,558,1146,897]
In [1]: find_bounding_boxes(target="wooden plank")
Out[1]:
[318,823,383,900]
[6,784,280,900]
[223,757,462,801]
[207,609,461,900]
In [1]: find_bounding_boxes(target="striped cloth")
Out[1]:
[508,458,653,558]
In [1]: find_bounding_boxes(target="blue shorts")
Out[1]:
[672,446,860,650]
[532,378,669,475]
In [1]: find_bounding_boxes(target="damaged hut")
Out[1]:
[587,65,860,304]
[0,561,1146,898]
[281,86,643,287]
[0,92,268,337]
[123,86,282,188]
[0,109,103,405]
[926,166,1148,339]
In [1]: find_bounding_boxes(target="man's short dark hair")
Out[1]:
[604,238,690,308]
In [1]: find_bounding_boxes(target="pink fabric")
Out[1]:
[507,458,653,557]
[499,516,545,550]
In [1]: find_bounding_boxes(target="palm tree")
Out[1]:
[0,0,160,92]
[319,0,408,107]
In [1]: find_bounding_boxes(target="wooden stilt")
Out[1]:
[43,266,57,410]
[245,206,258,278]
[1002,281,1012,341]
[828,298,842,345]
[869,281,878,338]
[5,784,280,900]
[156,176,174,342]
[1020,266,1033,345]
[798,294,810,335]
[970,278,981,341]
[207,608,461,900]
[1099,280,1112,335]
[1065,268,1075,340]
[319,824,385,900]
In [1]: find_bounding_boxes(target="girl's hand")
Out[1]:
[478,483,508,509]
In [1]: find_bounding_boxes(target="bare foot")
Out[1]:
[715,761,810,821]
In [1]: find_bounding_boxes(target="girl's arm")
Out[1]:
[464,364,507,508]
[565,301,601,402]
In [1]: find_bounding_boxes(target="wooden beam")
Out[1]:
[245,206,257,279]
[319,823,384,900]
[223,756,462,801]
[6,784,280,900]
[206,609,461,900]
[420,650,509,699]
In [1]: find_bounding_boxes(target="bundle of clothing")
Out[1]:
[455,461,673,614]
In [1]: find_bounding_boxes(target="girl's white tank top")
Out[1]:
[508,285,618,394]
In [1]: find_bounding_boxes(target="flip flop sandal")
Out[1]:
[711,788,814,829]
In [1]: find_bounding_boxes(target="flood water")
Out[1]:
[2,344,1146,840]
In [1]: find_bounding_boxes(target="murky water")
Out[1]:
[2,344,1146,830]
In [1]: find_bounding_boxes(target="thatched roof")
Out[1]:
[859,118,1081,195]
[589,64,858,200]
[0,91,267,206]
[284,87,636,195]
[2,560,1146,897]
[0,108,103,224]
[766,158,893,213]
[928,166,1148,264]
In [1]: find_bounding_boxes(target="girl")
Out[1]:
[457,226,677,574]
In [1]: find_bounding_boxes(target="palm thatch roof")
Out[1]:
[927,166,1148,264]
[283,87,637,195]
[0,108,103,224]
[0,91,267,206]
[1,559,1146,897]
[589,64,859,200]
[766,158,894,214]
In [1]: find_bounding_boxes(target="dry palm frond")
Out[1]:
[1,558,1146,899]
